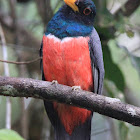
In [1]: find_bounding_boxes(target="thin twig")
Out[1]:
[0,57,42,65]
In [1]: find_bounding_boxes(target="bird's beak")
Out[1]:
[64,0,79,12]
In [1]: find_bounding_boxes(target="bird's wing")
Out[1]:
[40,41,43,74]
[89,28,104,95]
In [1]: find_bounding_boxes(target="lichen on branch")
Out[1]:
[0,76,140,127]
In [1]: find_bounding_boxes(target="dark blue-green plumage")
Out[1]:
[45,0,96,39]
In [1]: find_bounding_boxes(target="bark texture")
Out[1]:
[0,76,140,127]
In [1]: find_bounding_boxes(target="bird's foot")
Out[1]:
[72,86,81,91]
[51,80,58,85]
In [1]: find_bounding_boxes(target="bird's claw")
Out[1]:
[72,86,81,91]
[51,80,58,85]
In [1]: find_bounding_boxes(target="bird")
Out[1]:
[40,0,104,139]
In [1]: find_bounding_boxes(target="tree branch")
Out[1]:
[115,0,140,17]
[0,76,140,127]
[0,57,41,65]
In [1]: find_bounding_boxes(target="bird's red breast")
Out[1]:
[43,34,93,134]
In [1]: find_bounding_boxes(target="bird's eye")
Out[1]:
[83,7,91,15]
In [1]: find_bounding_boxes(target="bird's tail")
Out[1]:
[54,115,92,140]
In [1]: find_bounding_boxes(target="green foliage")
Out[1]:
[0,129,24,140]
[95,26,115,40]
[103,45,125,92]
[119,122,129,140]
[0,97,21,128]
[109,39,140,93]
[119,45,140,80]
[126,30,134,38]
[131,55,140,77]
[114,15,127,34]
[124,50,140,79]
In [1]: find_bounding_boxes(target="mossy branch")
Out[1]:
[0,76,140,127]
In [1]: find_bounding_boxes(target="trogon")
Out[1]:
[40,0,104,139]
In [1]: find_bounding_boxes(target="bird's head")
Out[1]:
[64,0,96,25]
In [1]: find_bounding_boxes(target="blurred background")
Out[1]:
[0,0,140,140]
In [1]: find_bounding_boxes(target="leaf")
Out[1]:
[126,30,134,38]
[119,122,129,140]
[103,45,125,92]
[120,46,140,78]
[0,129,24,140]
[95,26,115,40]
[130,55,140,77]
